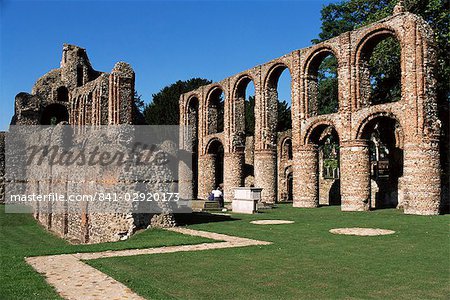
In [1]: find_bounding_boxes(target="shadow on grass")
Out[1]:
[174,212,240,226]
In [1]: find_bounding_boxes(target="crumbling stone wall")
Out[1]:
[4,44,172,243]
[12,44,135,127]
[179,4,447,215]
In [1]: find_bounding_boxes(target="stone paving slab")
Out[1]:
[26,254,144,300]
[25,227,272,300]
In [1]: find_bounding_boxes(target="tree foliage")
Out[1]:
[245,96,255,136]
[314,0,449,105]
[143,78,212,125]
[244,96,292,136]
[317,55,339,115]
[277,99,292,132]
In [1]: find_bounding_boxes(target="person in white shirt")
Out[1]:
[212,187,224,207]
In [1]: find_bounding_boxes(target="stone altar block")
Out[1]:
[232,187,262,214]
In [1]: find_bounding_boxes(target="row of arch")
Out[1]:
[201,112,404,208]
[185,27,403,140]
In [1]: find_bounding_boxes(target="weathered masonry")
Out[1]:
[179,4,447,215]
[2,44,157,243]
[11,44,137,127]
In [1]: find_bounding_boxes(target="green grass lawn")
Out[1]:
[0,205,213,299]
[86,205,450,300]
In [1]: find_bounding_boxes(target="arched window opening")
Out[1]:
[266,66,292,136]
[282,138,293,160]
[361,116,403,209]
[360,34,401,106]
[307,51,339,116]
[308,125,340,206]
[188,97,199,199]
[41,103,69,125]
[319,134,339,180]
[276,69,292,133]
[235,77,256,187]
[56,86,69,102]
[207,140,224,189]
[207,88,224,135]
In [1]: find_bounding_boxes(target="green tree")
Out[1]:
[317,55,339,115]
[134,91,145,113]
[314,0,449,106]
[244,96,292,136]
[277,100,292,132]
[144,78,212,125]
[245,96,255,136]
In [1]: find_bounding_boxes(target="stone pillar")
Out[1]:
[403,140,441,215]
[293,144,319,208]
[340,140,370,211]
[108,62,135,125]
[198,154,216,200]
[178,159,193,201]
[254,150,277,203]
[223,150,244,203]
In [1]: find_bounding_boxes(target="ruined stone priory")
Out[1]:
[1,44,171,243]
[179,3,448,216]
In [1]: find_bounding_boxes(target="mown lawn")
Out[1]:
[87,205,450,300]
[0,205,213,300]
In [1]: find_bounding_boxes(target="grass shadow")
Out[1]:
[174,212,240,226]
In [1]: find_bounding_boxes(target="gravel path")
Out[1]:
[26,227,272,300]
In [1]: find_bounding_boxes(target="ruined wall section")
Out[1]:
[12,44,136,127]
[180,7,445,214]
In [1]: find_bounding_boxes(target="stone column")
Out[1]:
[403,140,441,215]
[178,159,193,201]
[223,150,244,203]
[198,154,216,200]
[340,140,370,211]
[293,144,319,208]
[254,150,277,203]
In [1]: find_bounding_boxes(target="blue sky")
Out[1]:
[0,0,337,131]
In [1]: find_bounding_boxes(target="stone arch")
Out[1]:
[205,85,225,135]
[186,95,200,117]
[304,119,339,145]
[56,86,69,102]
[303,47,340,117]
[355,111,404,148]
[204,137,225,190]
[262,62,293,147]
[186,95,200,199]
[204,136,224,155]
[232,74,255,135]
[41,103,69,125]
[304,122,341,206]
[355,27,403,108]
[279,137,293,160]
[356,112,405,209]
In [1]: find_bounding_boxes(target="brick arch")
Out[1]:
[279,136,293,160]
[204,84,226,107]
[232,74,255,99]
[354,27,402,60]
[355,111,404,148]
[263,62,292,90]
[205,85,226,135]
[185,94,200,112]
[204,136,224,155]
[302,46,341,75]
[303,119,340,145]
[354,26,403,109]
[303,46,341,117]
